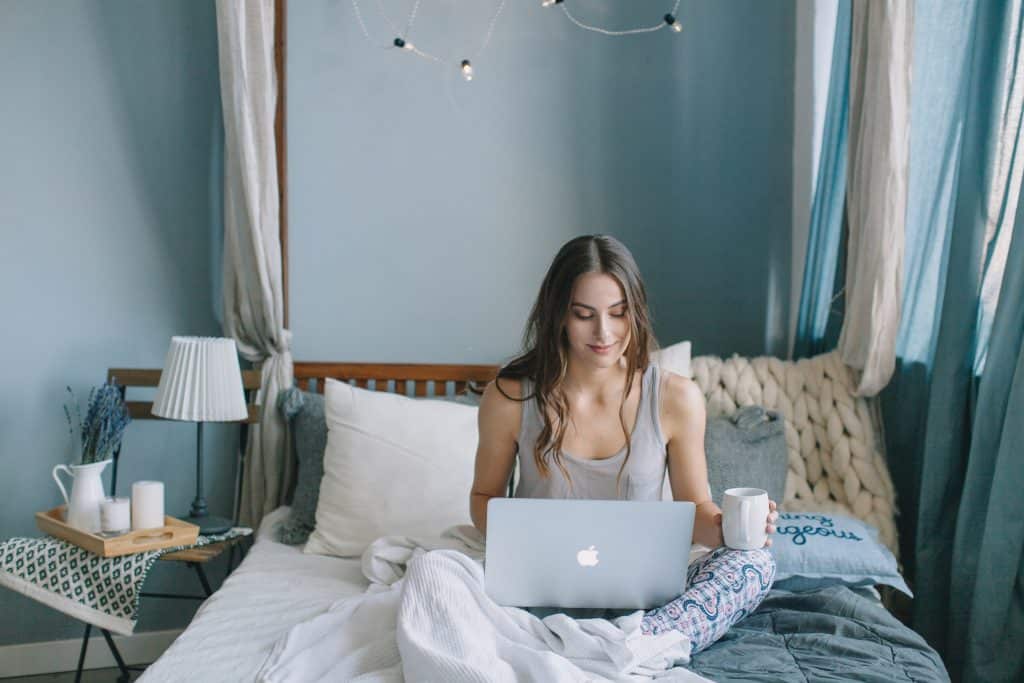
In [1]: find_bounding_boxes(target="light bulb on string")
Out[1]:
[353,0,710,82]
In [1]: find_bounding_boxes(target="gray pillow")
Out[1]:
[705,405,787,505]
[277,388,326,544]
[275,386,484,545]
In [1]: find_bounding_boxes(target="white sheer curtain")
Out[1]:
[837,0,914,397]
[216,0,294,526]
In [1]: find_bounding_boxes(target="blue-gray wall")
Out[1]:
[289,1,793,363]
[0,1,234,648]
[0,0,794,653]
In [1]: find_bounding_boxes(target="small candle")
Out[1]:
[100,497,131,534]
[131,481,165,530]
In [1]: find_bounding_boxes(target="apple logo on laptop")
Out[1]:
[576,545,599,567]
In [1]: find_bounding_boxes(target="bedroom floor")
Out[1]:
[1,668,145,681]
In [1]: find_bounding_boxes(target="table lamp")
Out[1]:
[152,336,248,534]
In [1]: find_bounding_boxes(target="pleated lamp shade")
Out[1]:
[152,336,248,422]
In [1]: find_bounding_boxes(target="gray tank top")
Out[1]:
[513,364,668,500]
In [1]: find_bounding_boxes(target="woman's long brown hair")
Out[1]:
[495,235,659,494]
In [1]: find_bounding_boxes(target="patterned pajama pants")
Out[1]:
[640,546,776,653]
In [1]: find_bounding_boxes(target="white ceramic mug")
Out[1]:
[722,487,769,550]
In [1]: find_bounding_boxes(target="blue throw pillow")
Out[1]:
[769,512,912,597]
[277,388,327,544]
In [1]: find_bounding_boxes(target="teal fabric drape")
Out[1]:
[881,0,979,576]
[879,1,1024,680]
[952,211,1024,681]
[792,0,851,359]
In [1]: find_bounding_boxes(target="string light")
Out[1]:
[557,1,683,37]
[351,0,507,81]
[351,1,685,81]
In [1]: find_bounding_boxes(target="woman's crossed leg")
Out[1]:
[640,546,775,653]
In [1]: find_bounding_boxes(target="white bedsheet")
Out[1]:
[139,507,368,683]
[256,531,708,682]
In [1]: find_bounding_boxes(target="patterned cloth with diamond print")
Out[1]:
[0,528,250,635]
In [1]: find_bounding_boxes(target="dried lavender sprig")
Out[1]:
[76,379,132,465]
[82,384,114,461]
[63,403,74,439]
[85,385,126,463]
[70,386,83,431]
[90,391,130,463]
[80,385,102,460]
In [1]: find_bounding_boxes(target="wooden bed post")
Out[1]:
[275,0,289,328]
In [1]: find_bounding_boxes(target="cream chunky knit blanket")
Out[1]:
[690,351,899,554]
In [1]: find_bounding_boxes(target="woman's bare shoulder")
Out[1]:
[482,376,526,404]
[479,376,526,431]
[659,370,706,438]
[660,369,703,403]
[482,377,525,413]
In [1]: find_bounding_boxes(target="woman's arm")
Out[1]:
[469,379,520,536]
[663,373,724,548]
[663,373,778,547]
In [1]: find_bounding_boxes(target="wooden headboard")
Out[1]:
[108,362,502,412]
[292,362,500,398]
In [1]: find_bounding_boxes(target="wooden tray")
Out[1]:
[35,506,200,558]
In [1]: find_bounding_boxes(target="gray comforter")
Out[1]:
[688,585,948,682]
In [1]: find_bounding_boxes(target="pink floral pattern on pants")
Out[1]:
[640,546,775,653]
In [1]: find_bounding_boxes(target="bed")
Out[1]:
[138,506,366,682]
[138,360,949,682]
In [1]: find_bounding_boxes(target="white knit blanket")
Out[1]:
[256,527,710,683]
[692,351,899,554]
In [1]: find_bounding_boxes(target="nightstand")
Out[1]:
[65,367,263,683]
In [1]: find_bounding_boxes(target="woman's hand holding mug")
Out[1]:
[722,488,778,550]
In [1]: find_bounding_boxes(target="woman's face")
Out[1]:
[563,272,631,368]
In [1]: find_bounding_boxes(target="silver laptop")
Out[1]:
[484,498,695,609]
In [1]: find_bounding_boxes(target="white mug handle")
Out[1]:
[52,465,72,507]
[741,499,751,545]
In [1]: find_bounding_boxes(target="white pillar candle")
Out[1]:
[100,497,131,534]
[131,481,165,530]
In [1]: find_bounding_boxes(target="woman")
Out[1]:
[469,234,777,653]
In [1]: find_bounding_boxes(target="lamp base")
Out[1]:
[182,513,234,536]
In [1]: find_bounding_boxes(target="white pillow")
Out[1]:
[652,339,692,378]
[304,378,479,558]
[653,340,693,501]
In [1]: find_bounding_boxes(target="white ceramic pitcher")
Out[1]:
[52,459,112,533]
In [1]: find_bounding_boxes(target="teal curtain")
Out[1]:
[951,213,1024,681]
[879,1,1024,679]
[881,0,978,576]
[792,0,850,359]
